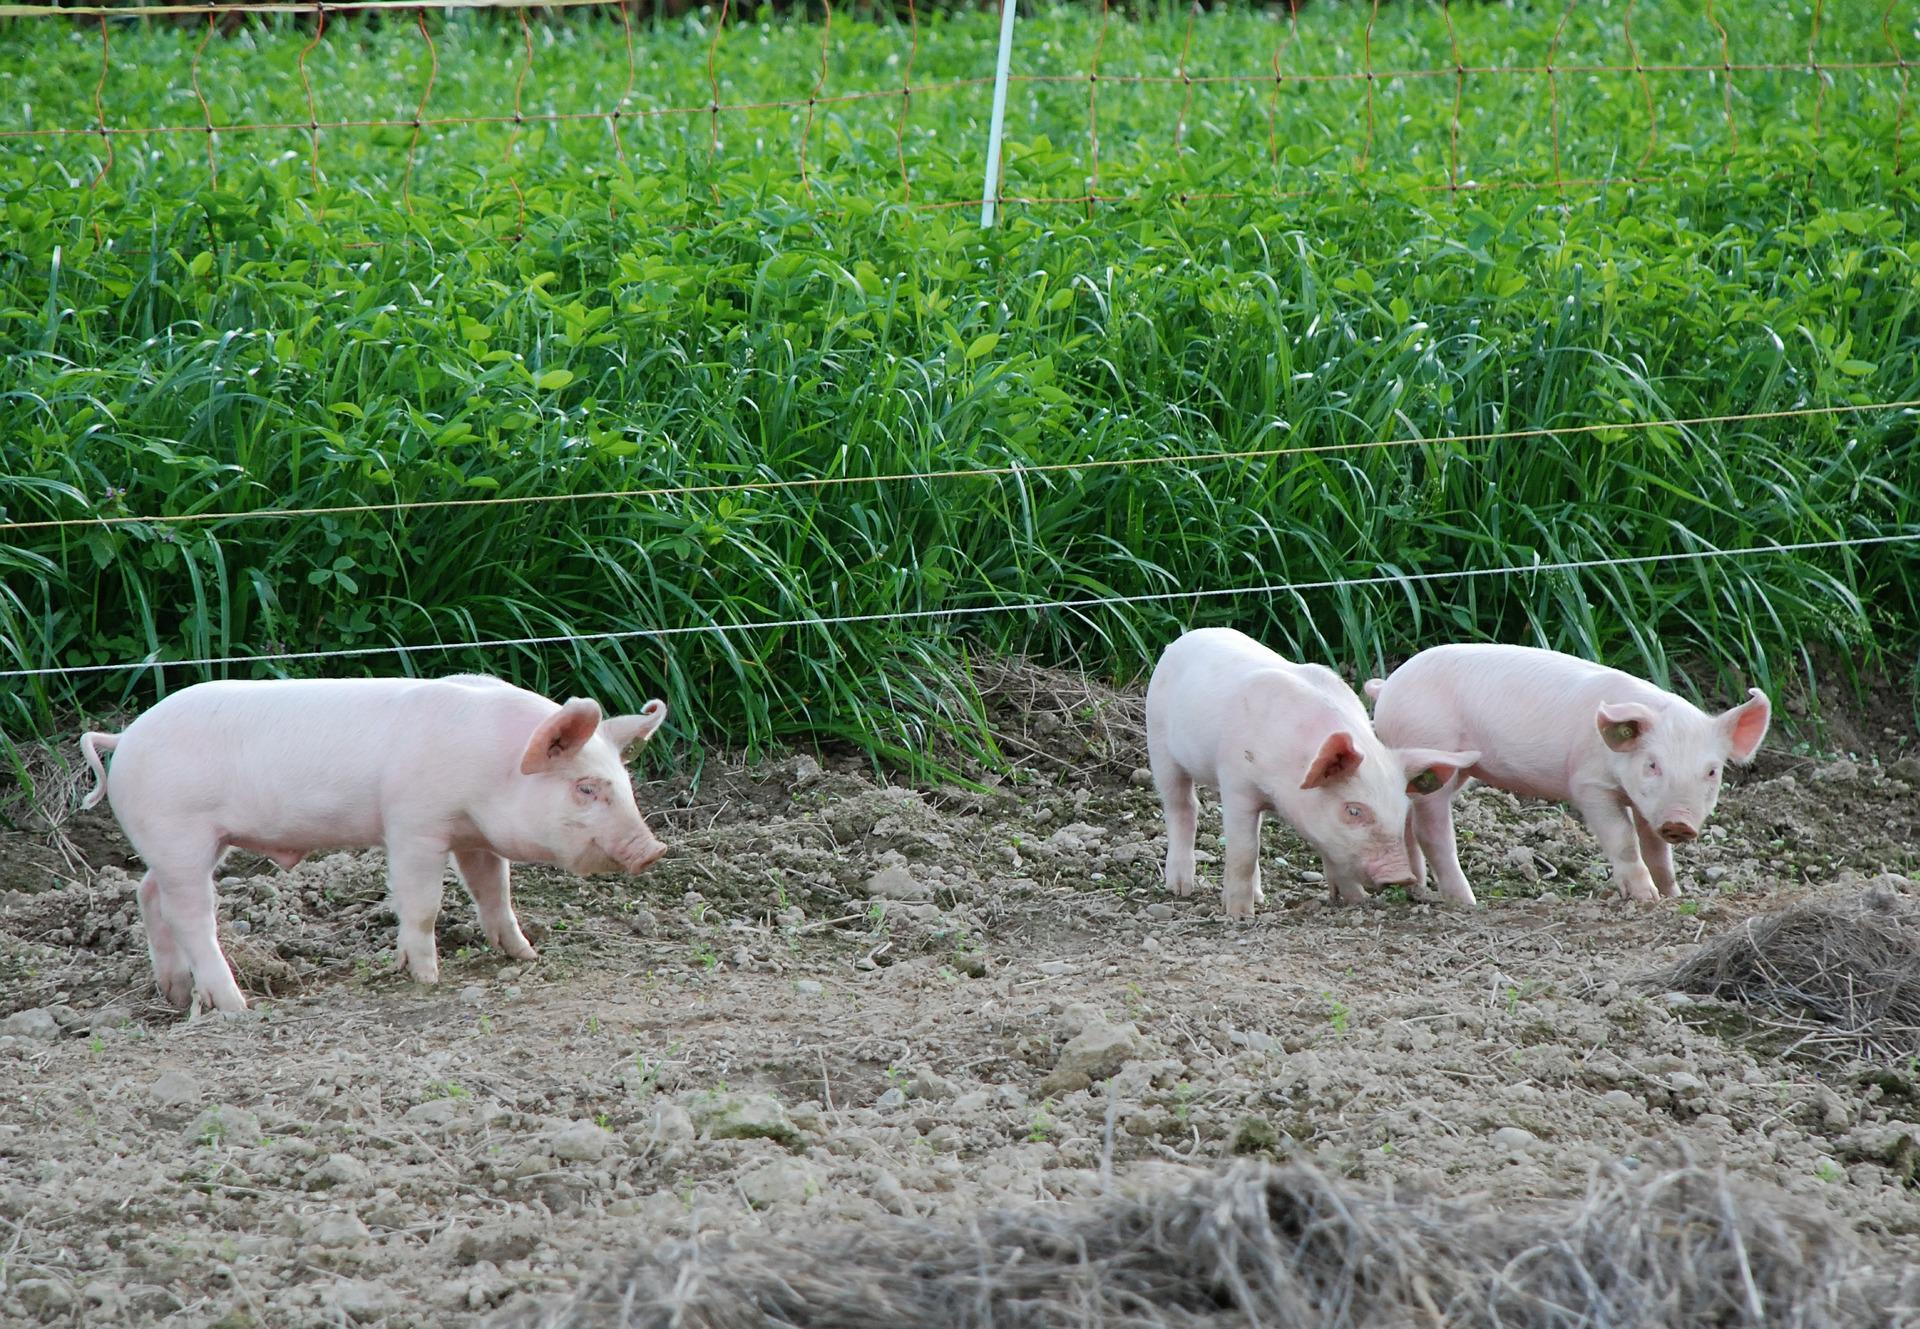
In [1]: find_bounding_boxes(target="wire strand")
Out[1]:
[6,532,1913,682]
[7,398,1913,536]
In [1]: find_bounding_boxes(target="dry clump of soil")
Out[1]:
[497,1152,1917,1329]
[0,669,1917,1328]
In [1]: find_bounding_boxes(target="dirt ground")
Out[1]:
[1,667,1918,1328]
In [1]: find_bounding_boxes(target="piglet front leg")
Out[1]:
[1574,795,1660,902]
[1220,792,1266,920]
[387,838,451,983]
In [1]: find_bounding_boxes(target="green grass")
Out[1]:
[2,0,1918,780]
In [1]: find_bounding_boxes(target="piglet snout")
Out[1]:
[619,835,669,873]
[1659,821,1698,845]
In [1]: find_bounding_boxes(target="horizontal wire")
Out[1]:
[0,0,633,16]
[1,57,1899,142]
[0,78,995,140]
[5,532,1914,682]
[7,398,1914,536]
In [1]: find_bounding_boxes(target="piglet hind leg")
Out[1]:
[454,849,538,962]
[1575,796,1659,902]
[143,851,248,1013]
[386,838,451,984]
[134,871,194,1010]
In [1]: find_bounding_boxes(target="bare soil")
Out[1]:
[2,673,1918,1328]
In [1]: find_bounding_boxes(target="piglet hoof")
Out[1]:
[1221,893,1257,922]
[496,934,539,963]
[1166,873,1195,899]
[396,946,441,986]
[155,971,197,1011]
[1618,878,1659,904]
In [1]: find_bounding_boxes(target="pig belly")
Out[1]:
[1464,762,1567,804]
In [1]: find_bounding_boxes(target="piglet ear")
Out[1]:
[602,699,669,755]
[520,698,604,774]
[1398,747,1479,796]
[1300,731,1365,789]
[1720,687,1771,764]
[1596,701,1658,752]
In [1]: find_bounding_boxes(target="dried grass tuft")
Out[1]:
[1654,886,1920,1063]
[492,1153,1914,1329]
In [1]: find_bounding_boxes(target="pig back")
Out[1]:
[108,676,537,848]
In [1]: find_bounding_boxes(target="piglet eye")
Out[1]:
[574,779,599,799]
[1707,766,1720,779]
[1344,804,1364,819]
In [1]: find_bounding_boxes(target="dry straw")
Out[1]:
[492,1153,1916,1329]
[1655,886,1920,1064]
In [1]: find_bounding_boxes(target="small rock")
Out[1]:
[406,1098,465,1128]
[1888,755,1920,785]
[862,865,932,902]
[309,1211,372,1247]
[644,1103,694,1149]
[1703,866,1729,884]
[1668,1072,1707,1099]
[1141,936,1161,953]
[309,1152,373,1190]
[1504,845,1538,882]
[323,1278,401,1323]
[622,908,659,936]
[686,1091,801,1147]
[791,754,824,786]
[1811,759,1859,783]
[16,1279,75,1315]
[875,1087,907,1112]
[1128,767,1155,787]
[1035,961,1077,977]
[794,979,824,997]
[1866,873,1915,896]
[459,984,488,1006]
[462,1261,515,1312]
[1144,903,1174,922]
[1056,1021,1140,1080]
[1,1008,59,1041]
[1663,992,1695,1008]
[729,946,753,969]
[148,1069,202,1111]
[1599,1090,1640,1116]
[1492,1126,1538,1151]
[187,1105,263,1148]
[88,1005,134,1032]
[1037,1068,1093,1098]
[739,1158,818,1209]
[551,1120,615,1163]
[1296,870,1326,884]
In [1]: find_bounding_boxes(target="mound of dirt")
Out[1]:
[492,1152,1916,1329]
[1653,885,1920,1063]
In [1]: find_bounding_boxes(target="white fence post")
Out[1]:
[979,0,1020,227]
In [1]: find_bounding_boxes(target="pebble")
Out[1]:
[623,908,659,936]
[148,1069,203,1110]
[1296,870,1326,884]
[739,1158,817,1209]
[0,1008,59,1041]
[459,985,488,1006]
[1491,1126,1538,1151]
[1703,866,1728,884]
[1599,1089,1641,1116]
[791,754,824,786]
[794,980,824,997]
[1141,936,1161,952]
[309,1152,373,1190]
[1144,903,1174,922]
[1035,961,1077,977]
[1056,1021,1140,1080]
[875,1087,907,1112]
[1889,755,1920,784]
[1128,767,1155,787]
[324,1278,401,1323]
[15,1279,75,1314]
[1504,845,1539,881]
[1811,759,1859,782]
[1668,1072,1707,1098]
[550,1120,615,1163]
[88,1005,135,1032]
[862,864,932,902]
[309,1211,373,1247]
[407,1098,464,1128]
[686,1090,800,1146]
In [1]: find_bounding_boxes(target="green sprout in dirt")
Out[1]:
[1028,1103,1057,1144]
